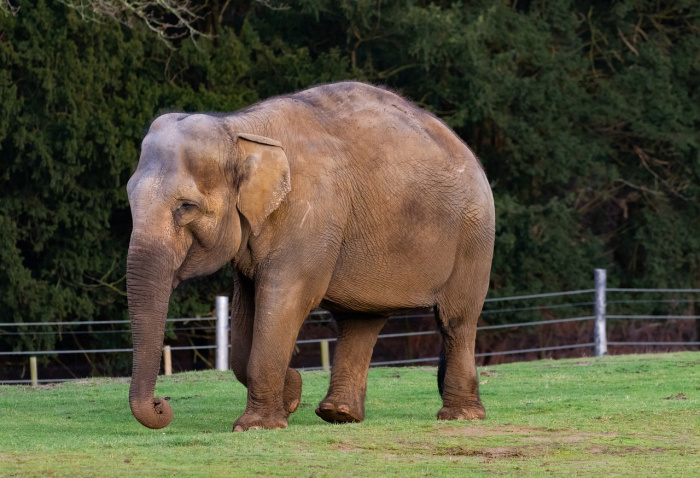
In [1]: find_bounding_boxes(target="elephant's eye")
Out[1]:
[174,201,200,226]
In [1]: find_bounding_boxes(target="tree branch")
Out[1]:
[1,0,19,16]
[58,0,211,43]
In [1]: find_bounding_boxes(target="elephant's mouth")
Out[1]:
[171,276,181,290]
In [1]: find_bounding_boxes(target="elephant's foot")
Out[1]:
[283,368,302,414]
[437,403,486,421]
[315,400,364,424]
[232,411,288,432]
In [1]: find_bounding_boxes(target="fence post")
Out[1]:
[594,269,608,357]
[216,295,229,371]
[30,356,38,387]
[163,345,172,376]
[320,340,330,372]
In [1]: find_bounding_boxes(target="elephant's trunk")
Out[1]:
[126,239,176,429]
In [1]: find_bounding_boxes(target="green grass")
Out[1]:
[1,352,699,477]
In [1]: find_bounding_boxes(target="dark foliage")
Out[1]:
[1,0,698,377]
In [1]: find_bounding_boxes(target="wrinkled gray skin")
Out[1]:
[126,82,494,431]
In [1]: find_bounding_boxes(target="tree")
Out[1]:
[1,0,698,377]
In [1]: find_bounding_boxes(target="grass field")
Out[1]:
[1,352,699,477]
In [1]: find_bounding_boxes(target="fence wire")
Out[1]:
[3,285,700,383]
[1,344,217,356]
[477,316,594,330]
[607,288,700,293]
[0,317,216,328]
[482,301,596,315]
[608,341,700,346]
[0,325,217,336]
[484,289,595,302]
[607,315,700,320]
[608,298,699,305]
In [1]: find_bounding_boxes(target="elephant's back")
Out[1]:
[276,82,493,244]
[280,83,493,311]
[290,82,467,159]
[284,83,478,179]
[292,82,489,212]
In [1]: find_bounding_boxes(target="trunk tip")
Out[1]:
[130,397,173,429]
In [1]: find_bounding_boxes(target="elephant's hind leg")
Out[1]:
[283,368,302,413]
[434,255,491,421]
[316,314,388,423]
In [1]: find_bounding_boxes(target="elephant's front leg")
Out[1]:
[232,283,311,432]
[230,271,302,417]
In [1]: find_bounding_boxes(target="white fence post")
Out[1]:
[320,340,330,372]
[594,269,608,357]
[163,345,172,375]
[216,295,229,371]
[30,356,38,387]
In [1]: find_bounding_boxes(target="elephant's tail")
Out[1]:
[437,345,446,397]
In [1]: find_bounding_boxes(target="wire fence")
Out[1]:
[2,269,699,383]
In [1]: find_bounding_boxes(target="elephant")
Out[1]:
[126,81,495,431]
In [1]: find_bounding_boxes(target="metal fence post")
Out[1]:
[216,295,229,371]
[594,269,608,357]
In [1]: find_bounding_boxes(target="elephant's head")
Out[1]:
[125,113,290,429]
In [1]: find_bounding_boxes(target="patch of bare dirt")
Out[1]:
[438,425,554,437]
[436,439,675,463]
[334,442,364,452]
[664,393,688,400]
[30,384,62,390]
[587,445,607,454]
[524,431,617,443]
[438,446,526,458]
[440,425,623,447]
[72,378,129,386]
[168,394,205,402]
[587,446,668,456]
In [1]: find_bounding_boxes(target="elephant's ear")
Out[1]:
[235,133,291,236]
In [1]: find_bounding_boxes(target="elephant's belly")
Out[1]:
[323,282,435,313]
[319,168,472,312]
[323,246,454,313]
